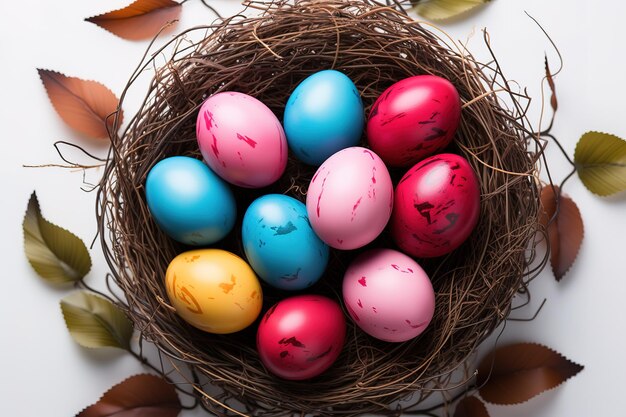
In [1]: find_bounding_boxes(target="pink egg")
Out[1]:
[342,248,435,342]
[391,153,480,258]
[196,92,287,188]
[367,75,461,167]
[306,147,394,249]
[256,295,346,380]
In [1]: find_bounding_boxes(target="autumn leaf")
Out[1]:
[574,131,626,196]
[545,55,558,112]
[411,0,492,21]
[23,192,91,284]
[454,396,490,417]
[38,69,122,139]
[61,291,133,350]
[86,0,182,41]
[77,374,182,417]
[539,185,584,281]
[477,343,583,405]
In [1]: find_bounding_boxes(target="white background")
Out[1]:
[1,0,625,416]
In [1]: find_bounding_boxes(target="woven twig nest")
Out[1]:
[97,0,542,415]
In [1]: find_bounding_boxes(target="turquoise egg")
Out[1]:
[284,70,364,165]
[242,194,329,290]
[146,156,236,246]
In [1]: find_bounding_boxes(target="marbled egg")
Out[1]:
[391,153,480,258]
[306,147,393,250]
[343,248,435,342]
[196,92,287,188]
[165,249,263,334]
[257,295,346,380]
[242,194,329,290]
[367,75,461,167]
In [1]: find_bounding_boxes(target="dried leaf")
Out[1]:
[61,291,133,350]
[539,185,584,281]
[411,0,492,21]
[454,396,490,417]
[38,69,122,139]
[545,55,558,112]
[86,0,182,41]
[574,131,626,196]
[477,343,583,405]
[23,192,91,284]
[77,374,182,417]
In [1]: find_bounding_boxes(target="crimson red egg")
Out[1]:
[391,153,480,258]
[256,295,346,380]
[367,75,461,167]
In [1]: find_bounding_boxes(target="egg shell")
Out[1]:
[165,249,263,334]
[342,248,435,342]
[367,75,461,167]
[196,92,287,188]
[145,156,236,246]
[391,153,481,258]
[306,147,393,250]
[242,194,329,290]
[284,70,365,166]
[256,295,346,380]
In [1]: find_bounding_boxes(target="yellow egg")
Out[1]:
[165,249,263,334]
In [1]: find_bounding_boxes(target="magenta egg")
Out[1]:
[343,249,435,342]
[391,153,480,258]
[196,92,287,188]
[256,295,346,380]
[306,147,394,250]
[367,75,461,167]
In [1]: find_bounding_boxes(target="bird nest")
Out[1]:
[97,0,544,415]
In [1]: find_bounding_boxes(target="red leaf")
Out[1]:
[77,374,182,417]
[38,69,122,139]
[454,396,490,417]
[86,0,182,41]
[545,55,558,112]
[477,343,583,405]
[539,185,584,280]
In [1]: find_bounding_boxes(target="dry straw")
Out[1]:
[97,0,546,415]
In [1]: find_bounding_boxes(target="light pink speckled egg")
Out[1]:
[196,92,287,188]
[342,248,435,342]
[306,147,393,249]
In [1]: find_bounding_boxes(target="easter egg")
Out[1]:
[145,156,236,246]
[306,147,393,250]
[342,249,435,342]
[196,92,287,188]
[284,70,365,165]
[367,75,461,167]
[256,295,346,380]
[165,249,263,334]
[242,195,329,290]
[391,153,480,258]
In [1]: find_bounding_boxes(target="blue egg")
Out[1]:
[146,156,236,246]
[242,194,329,290]
[284,69,364,165]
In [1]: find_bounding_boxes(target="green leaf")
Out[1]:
[574,132,626,196]
[61,291,133,350]
[23,191,92,284]
[411,0,492,21]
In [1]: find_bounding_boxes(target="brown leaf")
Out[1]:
[77,374,182,417]
[86,0,182,41]
[477,343,583,405]
[454,396,490,417]
[539,185,584,280]
[545,55,558,112]
[38,69,122,139]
